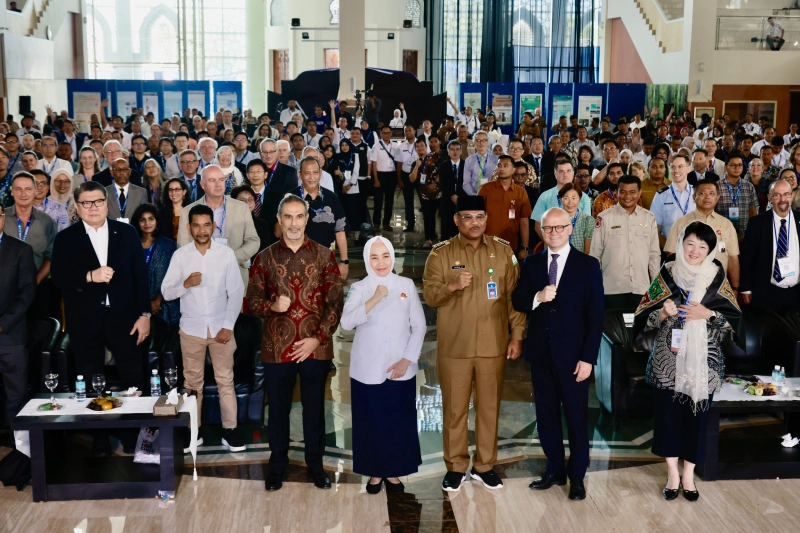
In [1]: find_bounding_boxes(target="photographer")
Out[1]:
[363,90,382,126]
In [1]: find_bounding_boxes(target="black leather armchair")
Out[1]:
[159,313,266,425]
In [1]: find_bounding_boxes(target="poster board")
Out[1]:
[519,93,543,120]
[215,92,238,112]
[117,91,138,118]
[551,95,573,126]
[164,91,183,119]
[188,91,206,115]
[491,94,514,125]
[463,93,482,111]
[143,92,160,122]
[72,92,102,134]
[577,96,602,127]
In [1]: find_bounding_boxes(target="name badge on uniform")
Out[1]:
[778,257,796,278]
[728,207,740,220]
[419,173,426,184]
[718,241,726,253]
[509,200,516,219]
[487,282,498,299]
[452,264,466,270]
[118,217,129,224]
[671,329,683,352]
[214,237,229,246]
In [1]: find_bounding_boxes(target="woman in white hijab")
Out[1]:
[215,145,244,196]
[389,104,407,128]
[635,221,740,503]
[49,167,79,226]
[340,236,425,495]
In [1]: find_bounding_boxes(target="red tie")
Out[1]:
[708,160,713,172]
[253,192,262,217]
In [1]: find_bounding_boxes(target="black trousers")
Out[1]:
[530,350,591,480]
[400,172,421,229]
[357,176,374,228]
[69,308,146,392]
[374,171,398,226]
[264,358,328,472]
[421,198,439,241]
[757,284,800,314]
[0,344,27,426]
[340,192,361,231]
[440,196,458,240]
[651,388,714,464]
[767,36,785,50]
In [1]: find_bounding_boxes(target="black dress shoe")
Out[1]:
[662,482,680,501]
[529,472,567,490]
[442,471,466,492]
[682,485,700,502]
[308,469,332,489]
[366,479,383,495]
[383,478,405,493]
[265,470,285,491]
[568,479,586,501]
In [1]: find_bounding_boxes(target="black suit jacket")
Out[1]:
[438,159,466,199]
[512,248,605,368]
[687,170,720,186]
[258,163,298,246]
[740,209,800,308]
[94,167,143,188]
[0,236,36,346]
[51,219,150,340]
[250,214,271,261]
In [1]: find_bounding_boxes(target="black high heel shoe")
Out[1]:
[366,478,383,495]
[383,478,405,494]
[682,483,700,502]
[662,482,680,501]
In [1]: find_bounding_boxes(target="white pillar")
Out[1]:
[338,0,366,100]
[246,0,267,111]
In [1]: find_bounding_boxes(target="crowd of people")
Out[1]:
[1,96,799,501]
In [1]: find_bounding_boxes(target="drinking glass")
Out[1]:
[44,373,58,404]
[92,374,106,397]
[164,368,178,391]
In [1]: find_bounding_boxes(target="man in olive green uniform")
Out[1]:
[423,195,527,492]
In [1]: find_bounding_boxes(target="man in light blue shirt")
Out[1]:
[649,153,696,246]
[462,131,498,195]
[531,159,592,239]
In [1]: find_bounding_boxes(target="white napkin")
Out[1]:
[165,388,179,405]
[181,393,199,480]
[782,433,799,448]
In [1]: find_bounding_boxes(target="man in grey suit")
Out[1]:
[177,165,260,286]
[105,158,148,222]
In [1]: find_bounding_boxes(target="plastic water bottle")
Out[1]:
[772,365,782,383]
[150,369,162,397]
[75,375,86,402]
[780,366,787,385]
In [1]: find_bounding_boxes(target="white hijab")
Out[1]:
[670,222,719,411]
[49,168,73,206]
[362,236,399,293]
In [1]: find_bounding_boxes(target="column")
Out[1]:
[338,0,366,100]
[246,0,267,112]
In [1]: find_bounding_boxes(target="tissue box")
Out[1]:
[153,394,183,416]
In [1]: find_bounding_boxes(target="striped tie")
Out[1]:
[253,192,262,217]
[549,254,560,286]
[774,219,789,282]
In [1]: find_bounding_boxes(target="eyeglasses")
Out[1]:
[238,196,255,204]
[54,178,71,184]
[260,150,277,155]
[113,167,131,173]
[542,224,570,234]
[77,199,107,208]
[34,180,48,187]
[603,147,618,152]
[772,192,794,199]
[575,173,590,178]
[727,163,744,169]
[458,214,486,221]
[180,159,199,164]
[168,187,183,193]
[6,139,18,144]
[132,142,146,147]
[509,146,524,152]
[513,173,528,178]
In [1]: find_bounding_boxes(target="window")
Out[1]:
[512,20,533,46]
[405,0,421,27]
[330,0,339,24]
[270,0,284,27]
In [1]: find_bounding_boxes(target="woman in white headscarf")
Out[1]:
[389,104,407,128]
[635,221,740,503]
[49,167,79,227]
[215,145,243,196]
[340,236,425,495]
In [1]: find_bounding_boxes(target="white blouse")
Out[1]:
[340,275,426,385]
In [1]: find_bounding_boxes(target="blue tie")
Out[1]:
[187,178,196,201]
[774,219,789,282]
[535,156,541,174]
[452,163,457,179]
[549,254,559,286]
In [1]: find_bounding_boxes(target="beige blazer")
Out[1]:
[177,196,260,286]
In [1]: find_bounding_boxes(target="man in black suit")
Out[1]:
[254,139,299,246]
[177,149,205,203]
[741,179,800,312]
[51,181,151,391]
[438,140,466,240]
[687,149,720,186]
[512,207,604,501]
[0,208,37,426]
[93,140,143,187]
[218,110,242,135]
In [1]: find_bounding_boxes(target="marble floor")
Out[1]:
[1,201,799,532]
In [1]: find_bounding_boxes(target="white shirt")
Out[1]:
[160,240,244,338]
[773,149,789,169]
[340,276,426,384]
[83,220,110,306]
[771,210,800,289]
[532,244,571,310]
[370,139,401,172]
[103,127,132,151]
[296,171,335,193]
[37,157,74,177]
[333,127,350,148]
[458,113,479,134]
[398,140,417,173]
[768,21,783,38]
[650,183,696,238]
[784,133,800,146]
[63,134,78,161]
[303,133,322,148]
[630,120,647,131]
[744,122,761,136]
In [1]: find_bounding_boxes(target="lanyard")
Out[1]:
[205,196,226,236]
[571,210,580,227]
[723,178,742,204]
[379,140,395,162]
[144,241,156,264]
[266,159,279,188]
[670,184,691,216]
[475,154,486,176]
[114,185,128,215]
[7,153,20,171]
[299,185,325,214]
[608,188,616,202]
[774,215,792,257]
[236,151,248,163]
[42,158,58,175]
[150,186,160,204]
[158,154,167,170]
[16,214,32,241]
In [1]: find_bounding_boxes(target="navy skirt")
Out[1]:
[351,377,421,478]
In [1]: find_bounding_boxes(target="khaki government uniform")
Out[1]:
[664,209,739,273]
[422,233,527,474]
[640,177,672,210]
[589,204,661,296]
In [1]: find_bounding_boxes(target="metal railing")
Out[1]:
[716,16,800,51]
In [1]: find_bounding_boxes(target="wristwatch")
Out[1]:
[523,247,531,252]
[141,313,152,319]
[339,259,350,265]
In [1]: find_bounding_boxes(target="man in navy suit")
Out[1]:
[512,207,604,500]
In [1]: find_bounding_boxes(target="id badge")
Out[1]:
[214,237,229,246]
[671,329,683,352]
[420,173,426,184]
[718,241,726,253]
[508,208,516,219]
[728,207,740,220]
[118,217,129,224]
[487,282,498,299]
[778,256,796,278]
